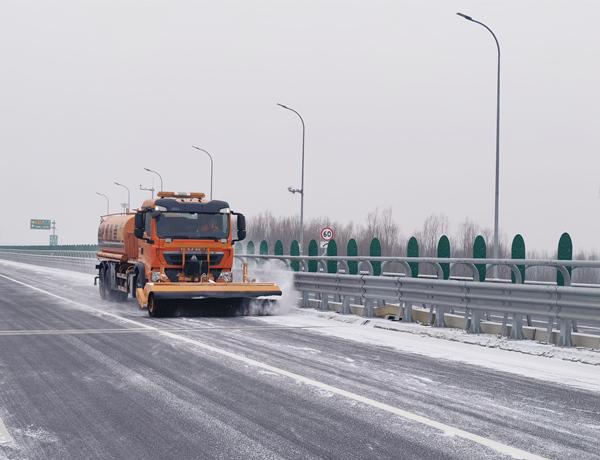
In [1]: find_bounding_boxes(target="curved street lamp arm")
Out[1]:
[144,168,164,192]
[96,192,110,215]
[191,146,214,200]
[277,103,306,133]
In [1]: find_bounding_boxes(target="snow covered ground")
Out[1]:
[260,310,600,393]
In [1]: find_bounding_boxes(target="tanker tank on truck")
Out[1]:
[96,191,282,317]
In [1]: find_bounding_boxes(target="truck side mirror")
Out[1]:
[134,212,145,239]
[235,213,246,242]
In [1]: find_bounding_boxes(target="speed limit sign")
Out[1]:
[320,227,334,241]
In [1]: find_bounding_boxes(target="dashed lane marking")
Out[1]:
[0,325,345,337]
[0,273,547,460]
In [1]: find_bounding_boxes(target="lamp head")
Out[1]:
[456,12,473,21]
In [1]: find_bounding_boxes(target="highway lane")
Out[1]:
[0,261,598,459]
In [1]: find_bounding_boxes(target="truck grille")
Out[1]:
[162,252,224,266]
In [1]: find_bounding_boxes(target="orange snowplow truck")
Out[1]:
[96,191,282,317]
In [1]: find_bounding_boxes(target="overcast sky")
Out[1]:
[1,1,598,252]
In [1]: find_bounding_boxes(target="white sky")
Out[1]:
[0,1,598,252]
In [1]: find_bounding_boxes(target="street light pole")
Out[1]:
[144,168,164,193]
[277,103,306,254]
[96,192,110,215]
[191,146,214,200]
[457,12,501,264]
[114,182,131,212]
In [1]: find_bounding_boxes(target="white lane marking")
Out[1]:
[0,325,341,337]
[0,415,14,445]
[0,273,546,460]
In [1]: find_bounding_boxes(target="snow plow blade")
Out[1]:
[136,282,282,317]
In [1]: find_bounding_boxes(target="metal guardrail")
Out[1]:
[0,249,97,274]
[235,254,600,347]
[1,249,599,346]
[292,272,600,346]
[235,254,600,286]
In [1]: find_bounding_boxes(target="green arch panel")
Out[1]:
[290,240,300,271]
[370,238,382,276]
[259,240,268,255]
[274,240,283,256]
[437,235,450,280]
[557,232,572,286]
[347,239,358,275]
[511,234,526,283]
[473,235,486,282]
[407,236,419,278]
[246,241,255,255]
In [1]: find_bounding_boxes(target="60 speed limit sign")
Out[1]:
[320,227,334,241]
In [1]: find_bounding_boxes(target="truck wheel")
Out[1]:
[147,294,162,317]
[99,266,109,300]
[103,265,128,303]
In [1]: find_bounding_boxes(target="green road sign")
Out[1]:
[30,219,51,230]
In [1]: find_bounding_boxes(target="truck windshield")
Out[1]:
[155,212,229,240]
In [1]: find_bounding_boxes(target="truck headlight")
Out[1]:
[151,271,161,282]
[218,271,233,283]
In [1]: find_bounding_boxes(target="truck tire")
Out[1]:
[147,294,162,317]
[104,263,128,303]
[99,265,109,300]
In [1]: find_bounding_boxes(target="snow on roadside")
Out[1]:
[258,309,600,393]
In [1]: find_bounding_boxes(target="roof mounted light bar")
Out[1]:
[157,191,206,199]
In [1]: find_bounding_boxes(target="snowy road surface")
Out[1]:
[0,261,599,459]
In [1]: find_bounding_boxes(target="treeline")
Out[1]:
[246,209,600,284]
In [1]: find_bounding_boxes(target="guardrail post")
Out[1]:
[302,290,309,308]
[546,317,555,344]
[558,319,573,347]
[360,275,374,318]
[510,314,525,340]
[321,290,329,311]
[510,235,531,326]
[556,233,576,339]
[399,279,413,322]
[341,274,351,314]
[433,236,451,327]
[469,310,482,334]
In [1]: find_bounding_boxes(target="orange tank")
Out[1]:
[97,214,138,261]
